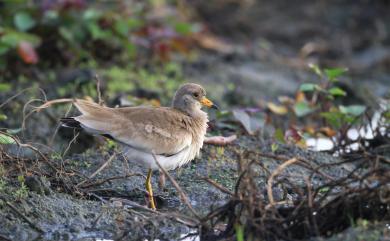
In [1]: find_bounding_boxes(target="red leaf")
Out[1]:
[154,42,170,61]
[285,127,302,143]
[17,41,39,64]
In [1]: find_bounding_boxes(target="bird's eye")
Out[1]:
[193,92,199,98]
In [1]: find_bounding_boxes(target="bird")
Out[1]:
[60,83,218,209]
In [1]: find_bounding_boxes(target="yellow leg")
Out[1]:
[146,169,156,210]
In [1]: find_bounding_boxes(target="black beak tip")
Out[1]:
[211,104,219,110]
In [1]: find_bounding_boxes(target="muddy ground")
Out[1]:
[0,135,364,241]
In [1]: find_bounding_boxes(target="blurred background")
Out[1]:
[0,0,389,149]
[0,2,389,240]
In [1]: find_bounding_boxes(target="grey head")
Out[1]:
[172,83,217,117]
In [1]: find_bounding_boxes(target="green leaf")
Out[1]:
[0,133,16,144]
[59,27,74,43]
[126,42,136,58]
[271,143,279,153]
[175,22,192,35]
[328,87,347,96]
[308,63,322,77]
[87,22,112,40]
[0,83,11,92]
[234,223,244,241]
[83,9,101,20]
[0,42,10,55]
[114,20,129,37]
[383,111,390,123]
[324,68,347,82]
[127,18,142,30]
[293,102,314,117]
[14,12,36,31]
[340,105,366,116]
[299,83,320,92]
[274,128,285,143]
[7,128,22,134]
[321,112,343,129]
[0,30,41,47]
[0,113,7,121]
[17,175,25,183]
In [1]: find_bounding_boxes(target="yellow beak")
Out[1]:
[200,97,218,109]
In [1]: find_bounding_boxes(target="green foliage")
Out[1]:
[293,102,315,117]
[14,12,36,31]
[339,105,366,116]
[234,223,245,241]
[0,179,6,192]
[269,64,368,145]
[299,83,320,92]
[271,143,279,153]
[0,83,11,92]
[301,65,367,129]
[0,113,7,121]
[0,133,16,144]
[328,87,347,97]
[14,175,29,200]
[324,67,348,82]
[0,2,199,73]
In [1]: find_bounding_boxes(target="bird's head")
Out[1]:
[172,83,218,117]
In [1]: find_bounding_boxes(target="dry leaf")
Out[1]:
[278,96,295,105]
[319,127,337,137]
[267,102,288,115]
[232,109,262,135]
[295,91,306,102]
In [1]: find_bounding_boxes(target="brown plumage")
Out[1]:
[61,83,217,209]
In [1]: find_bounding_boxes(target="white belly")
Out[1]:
[121,144,198,171]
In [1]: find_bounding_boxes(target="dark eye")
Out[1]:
[193,92,199,98]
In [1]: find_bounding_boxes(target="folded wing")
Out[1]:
[70,99,192,156]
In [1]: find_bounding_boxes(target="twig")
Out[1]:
[113,197,199,227]
[80,173,144,189]
[0,87,47,109]
[204,135,237,145]
[0,131,57,172]
[151,152,201,220]
[33,98,74,111]
[267,158,298,206]
[76,153,116,187]
[61,131,79,158]
[95,74,103,105]
[0,196,44,233]
[0,234,12,241]
[49,101,73,146]
[198,175,234,195]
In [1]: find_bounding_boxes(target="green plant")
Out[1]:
[267,64,368,147]
[234,223,245,241]
[14,175,29,200]
[0,1,199,75]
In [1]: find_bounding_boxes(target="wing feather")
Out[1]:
[72,99,192,155]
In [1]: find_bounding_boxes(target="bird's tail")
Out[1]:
[60,117,82,129]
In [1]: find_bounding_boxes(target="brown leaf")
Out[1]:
[319,127,337,137]
[295,91,306,102]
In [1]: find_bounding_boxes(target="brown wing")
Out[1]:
[73,99,192,155]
